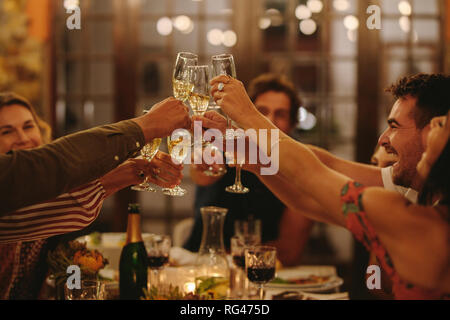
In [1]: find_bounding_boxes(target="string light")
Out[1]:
[223,30,237,47]
[307,0,323,13]
[343,15,359,30]
[333,0,350,12]
[156,17,173,36]
[299,19,317,35]
[295,5,312,20]
[398,1,412,16]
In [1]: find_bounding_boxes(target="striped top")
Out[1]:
[0,180,106,243]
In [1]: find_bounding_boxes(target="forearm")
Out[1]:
[256,173,338,225]
[0,180,105,243]
[307,145,383,186]
[0,120,144,215]
[242,114,348,225]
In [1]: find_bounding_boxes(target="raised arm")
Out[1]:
[0,98,191,215]
[210,75,449,291]
[307,144,383,186]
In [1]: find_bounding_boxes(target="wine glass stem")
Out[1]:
[151,269,160,290]
[235,165,243,188]
[259,285,264,300]
[227,117,232,131]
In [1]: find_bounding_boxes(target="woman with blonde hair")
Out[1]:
[0,92,183,299]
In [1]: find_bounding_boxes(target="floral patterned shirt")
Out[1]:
[341,181,447,300]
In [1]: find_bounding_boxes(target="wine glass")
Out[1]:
[230,235,261,298]
[211,54,249,193]
[188,65,227,178]
[145,234,171,291]
[211,54,236,136]
[245,246,277,300]
[131,109,161,192]
[173,52,198,102]
[64,280,106,300]
[130,137,162,192]
[234,218,262,244]
[163,129,191,196]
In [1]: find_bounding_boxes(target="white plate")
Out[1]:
[266,265,343,292]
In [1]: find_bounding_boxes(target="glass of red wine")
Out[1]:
[144,234,171,291]
[231,235,260,298]
[245,246,277,300]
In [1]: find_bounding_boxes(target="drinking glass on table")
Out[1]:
[64,280,106,300]
[211,53,249,193]
[230,235,260,298]
[145,234,171,291]
[234,218,262,244]
[245,246,277,300]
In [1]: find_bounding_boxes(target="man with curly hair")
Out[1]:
[306,73,450,203]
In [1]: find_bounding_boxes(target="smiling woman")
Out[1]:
[0,92,184,299]
[0,92,51,153]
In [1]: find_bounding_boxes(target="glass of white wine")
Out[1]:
[173,52,198,102]
[163,130,191,196]
[189,65,227,177]
[211,54,248,193]
[131,111,162,192]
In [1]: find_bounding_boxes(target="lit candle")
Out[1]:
[184,282,196,294]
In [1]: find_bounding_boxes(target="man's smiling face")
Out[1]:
[378,96,428,190]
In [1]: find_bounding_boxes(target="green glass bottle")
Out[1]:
[119,203,148,300]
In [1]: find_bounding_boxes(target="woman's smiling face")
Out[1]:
[0,104,43,154]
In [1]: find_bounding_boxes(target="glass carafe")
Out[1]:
[195,206,230,299]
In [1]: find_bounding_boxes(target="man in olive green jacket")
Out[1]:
[0,98,191,215]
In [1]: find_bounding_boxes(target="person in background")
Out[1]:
[184,74,314,266]
[0,92,184,299]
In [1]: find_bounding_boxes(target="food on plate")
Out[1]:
[271,275,331,285]
[142,285,209,300]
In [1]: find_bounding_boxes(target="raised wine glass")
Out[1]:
[211,54,248,193]
[163,129,191,196]
[145,234,171,292]
[188,64,227,178]
[245,246,277,300]
[131,110,162,192]
[173,52,198,102]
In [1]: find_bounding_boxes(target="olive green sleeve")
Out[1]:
[0,119,145,215]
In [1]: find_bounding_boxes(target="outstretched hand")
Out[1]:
[135,97,191,142]
[210,75,258,128]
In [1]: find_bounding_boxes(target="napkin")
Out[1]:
[266,289,349,300]
[169,247,198,266]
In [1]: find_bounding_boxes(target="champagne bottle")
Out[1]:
[119,203,148,300]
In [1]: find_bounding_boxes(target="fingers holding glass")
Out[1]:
[131,137,162,192]
[163,130,191,196]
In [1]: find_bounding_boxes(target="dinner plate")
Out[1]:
[266,266,343,292]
